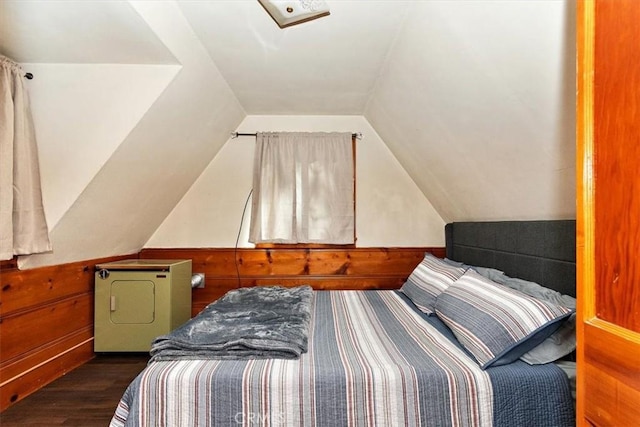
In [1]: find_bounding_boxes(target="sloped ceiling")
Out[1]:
[177,0,410,114]
[0,0,177,64]
[365,1,576,222]
[0,0,575,267]
[2,0,246,268]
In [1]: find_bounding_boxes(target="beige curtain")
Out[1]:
[249,132,354,244]
[0,55,51,260]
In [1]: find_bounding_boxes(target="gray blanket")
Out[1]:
[149,285,313,362]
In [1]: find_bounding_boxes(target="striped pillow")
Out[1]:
[435,269,573,369]
[400,253,466,315]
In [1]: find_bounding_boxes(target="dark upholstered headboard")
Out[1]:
[445,220,576,297]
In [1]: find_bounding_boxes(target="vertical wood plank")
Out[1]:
[593,0,640,333]
[576,0,595,423]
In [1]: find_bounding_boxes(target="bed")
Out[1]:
[111,221,576,427]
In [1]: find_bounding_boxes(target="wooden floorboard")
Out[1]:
[0,353,149,426]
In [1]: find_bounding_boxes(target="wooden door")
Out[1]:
[576,0,640,425]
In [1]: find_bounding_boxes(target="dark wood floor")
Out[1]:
[1,353,149,426]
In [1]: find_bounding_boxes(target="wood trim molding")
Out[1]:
[0,257,18,271]
[576,0,594,423]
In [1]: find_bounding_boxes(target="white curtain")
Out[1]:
[0,55,51,260]
[249,132,354,244]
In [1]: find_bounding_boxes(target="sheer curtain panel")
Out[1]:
[0,55,51,260]
[249,132,354,244]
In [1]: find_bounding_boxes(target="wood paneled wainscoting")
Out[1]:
[140,247,443,316]
[0,255,131,411]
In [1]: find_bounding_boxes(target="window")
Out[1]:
[249,132,355,245]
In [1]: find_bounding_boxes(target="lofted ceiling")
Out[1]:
[177,1,409,114]
[1,0,410,115]
[0,0,177,64]
[0,0,576,267]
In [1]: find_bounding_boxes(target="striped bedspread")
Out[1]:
[111,290,574,427]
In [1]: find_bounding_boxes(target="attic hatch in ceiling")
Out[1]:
[258,0,330,28]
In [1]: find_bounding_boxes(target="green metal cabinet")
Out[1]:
[94,259,192,352]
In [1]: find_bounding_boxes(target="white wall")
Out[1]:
[365,0,576,223]
[25,63,180,227]
[19,1,245,268]
[146,115,446,248]
[9,0,575,268]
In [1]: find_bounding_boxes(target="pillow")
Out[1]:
[435,269,574,369]
[493,275,577,364]
[470,265,506,283]
[442,258,506,282]
[442,257,466,268]
[400,253,466,315]
[492,275,576,308]
[519,313,576,364]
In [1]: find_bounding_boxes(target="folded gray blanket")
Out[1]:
[149,285,313,362]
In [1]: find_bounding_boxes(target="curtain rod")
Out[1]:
[231,132,362,140]
[24,72,33,80]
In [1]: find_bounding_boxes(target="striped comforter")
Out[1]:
[110,290,574,427]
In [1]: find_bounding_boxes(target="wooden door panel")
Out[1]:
[583,322,640,425]
[584,364,640,426]
[593,0,640,333]
[577,0,640,425]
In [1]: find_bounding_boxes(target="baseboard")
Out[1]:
[0,337,94,411]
